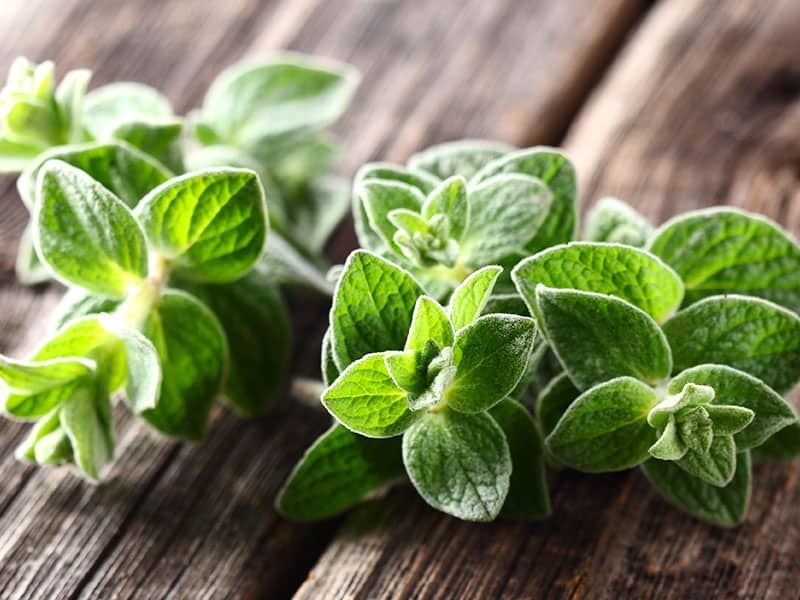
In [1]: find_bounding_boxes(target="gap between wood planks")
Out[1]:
[0,0,650,597]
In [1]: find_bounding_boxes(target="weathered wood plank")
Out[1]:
[295,1,800,598]
[0,0,645,596]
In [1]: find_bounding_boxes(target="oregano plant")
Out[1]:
[2,54,359,292]
[0,160,274,480]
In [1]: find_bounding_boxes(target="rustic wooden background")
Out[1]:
[1,0,799,597]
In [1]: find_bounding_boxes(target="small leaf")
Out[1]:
[460,174,552,266]
[512,242,684,323]
[679,406,715,455]
[405,296,453,351]
[447,314,537,413]
[360,180,425,255]
[675,434,737,487]
[322,353,420,438]
[258,231,335,296]
[178,272,291,417]
[448,266,503,330]
[276,424,403,521]
[402,410,511,521]
[83,82,174,138]
[134,168,267,283]
[641,451,751,527]
[649,417,687,461]
[60,380,115,482]
[54,68,91,144]
[669,364,796,451]
[48,288,120,332]
[490,398,551,519]
[546,377,657,472]
[356,162,439,195]
[534,286,672,390]
[471,147,576,253]
[0,355,94,394]
[112,120,183,173]
[583,197,652,247]
[330,250,423,369]
[705,405,755,436]
[16,407,65,462]
[384,348,429,395]
[140,290,227,440]
[408,140,512,180]
[663,295,800,394]
[647,207,800,312]
[536,372,580,437]
[98,314,161,414]
[421,176,469,241]
[34,160,149,298]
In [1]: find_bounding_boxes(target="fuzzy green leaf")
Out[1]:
[460,174,552,266]
[402,410,511,521]
[642,451,751,527]
[447,314,536,413]
[111,120,183,173]
[490,397,551,519]
[330,251,423,369]
[422,176,469,241]
[751,423,800,462]
[83,82,174,138]
[648,417,687,461]
[448,266,503,330]
[471,147,576,253]
[0,355,94,395]
[647,207,800,312]
[546,377,657,472]
[512,242,683,323]
[34,160,148,297]
[48,288,120,332]
[536,372,580,437]
[60,380,114,481]
[140,290,227,440]
[408,140,512,180]
[584,197,652,247]
[356,162,440,195]
[669,364,796,451]
[276,424,403,521]
[321,328,340,388]
[534,286,672,390]
[663,295,800,394]
[405,296,453,351]
[323,352,420,438]
[674,434,736,487]
[134,168,267,283]
[360,180,425,255]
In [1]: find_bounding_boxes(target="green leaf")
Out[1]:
[34,160,149,297]
[674,434,736,487]
[60,379,114,481]
[0,355,94,394]
[534,286,672,390]
[321,328,340,388]
[97,314,161,414]
[48,288,120,332]
[16,407,66,463]
[258,231,334,296]
[647,207,800,312]
[276,424,403,521]
[140,290,227,440]
[322,352,420,438]
[512,242,684,323]
[471,147,576,253]
[402,410,511,521]
[279,175,351,256]
[663,295,800,394]
[536,372,580,437]
[751,423,800,462]
[490,398,551,519]
[641,451,751,527]
[178,272,291,417]
[583,197,652,247]
[360,180,425,255]
[408,139,512,180]
[384,349,428,395]
[330,250,424,369]
[54,68,91,144]
[356,162,439,195]
[448,266,502,330]
[83,82,174,138]
[546,377,657,472]
[421,176,469,241]
[197,54,359,151]
[0,135,41,173]
[447,314,536,413]
[405,296,453,351]
[669,364,796,450]
[111,120,183,173]
[19,141,172,209]
[14,224,49,285]
[648,417,687,461]
[134,168,267,283]
[460,174,552,266]
[705,405,755,436]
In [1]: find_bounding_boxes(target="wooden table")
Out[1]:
[1,0,799,597]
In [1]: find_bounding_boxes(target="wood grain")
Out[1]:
[295,1,800,598]
[0,0,646,597]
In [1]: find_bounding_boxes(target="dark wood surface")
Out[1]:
[0,0,798,598]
